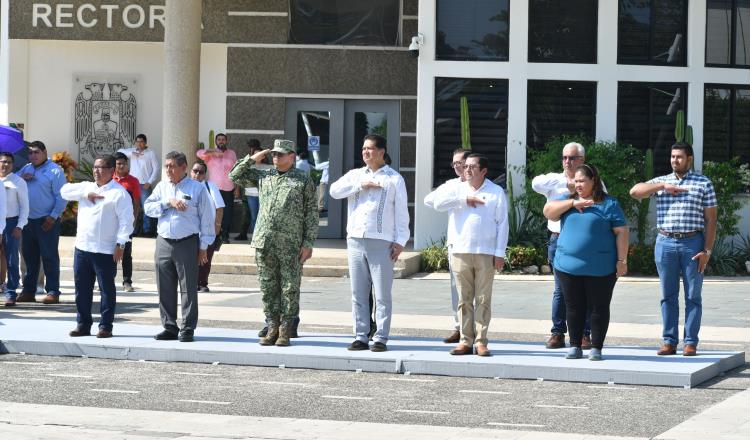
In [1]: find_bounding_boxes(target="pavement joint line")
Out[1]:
[534,404,589,409]
[459,390,512,395]
[587,385,637,390]
[175,372,220,377]
[46,374,93,379]
[248,380,310,386]
[395,410,450,415]
[90,389,139,394]
[321,395,373,400]
[388,378,437,383]
[178,400,232,405]
[487,422,546,428]
[0,361,46,365]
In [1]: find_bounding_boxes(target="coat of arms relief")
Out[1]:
[74,78,137,164]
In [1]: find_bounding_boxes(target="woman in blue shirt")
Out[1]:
[543,164,629,361]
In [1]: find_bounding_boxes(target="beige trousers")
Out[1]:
[451,252,495,346]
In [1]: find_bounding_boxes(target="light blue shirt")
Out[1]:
[16,160,67,220]
[144,175,216,250]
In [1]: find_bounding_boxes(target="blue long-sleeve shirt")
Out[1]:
[16,160,67,220]
[144,175,216,250]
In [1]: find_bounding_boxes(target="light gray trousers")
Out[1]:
[155,235,199,333]
[347,237,394,344]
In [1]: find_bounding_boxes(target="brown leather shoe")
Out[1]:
[449,344,473,355]
[41,294,59,305]
[581,335,592,350]
[657,343,677,355]
[443,330,460,344]
[546,333,565,349]
[96,329,113,339]
[69,328,91,337]
[475,344,491,357]
[15,292,36,303]
[683,344,697,356]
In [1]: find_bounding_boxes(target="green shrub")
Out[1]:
[507,171,548,248]
[420,239,449,272]
[628,244,657,275]
[706,237,742,276]
[702,159,746,239]
[506,245,545,270]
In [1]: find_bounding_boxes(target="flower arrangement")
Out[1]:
[52,151,78,234]
[52,151,77,183]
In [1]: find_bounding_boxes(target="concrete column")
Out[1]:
[0,0,11,125]
[161,0,202,167]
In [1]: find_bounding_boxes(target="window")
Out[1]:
[436,0,510,61]
[526,80,597,151]
[618,0,688,66]
[434,78,509,187]
[288,0,400,46]
[617,82,688,175]
[528,0,598,63]
[704,85,750,163]
[706,0,750,67]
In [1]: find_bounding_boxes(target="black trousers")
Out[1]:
[121,241,133,284]
[219,189,234,239]
[556,270,617,350]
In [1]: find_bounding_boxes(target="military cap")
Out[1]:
[270,139,295,154]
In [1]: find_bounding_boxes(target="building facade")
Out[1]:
[1,1,748,244]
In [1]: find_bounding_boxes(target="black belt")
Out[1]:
[659,230,700,239]
[6,216,18,220]
[160,234,198,244]
[550,232,560,237]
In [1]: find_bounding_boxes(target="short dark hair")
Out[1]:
[29,140,46,151]
[671,142,693,157]
[247,138,261,150]
[215,133,227,141]
[165,151,187,166]
[451,148,471,160]
[113,152,128,162]
[95,154,116,169]
[0,152,14,162]
[466,153,488,171]
[135,134,147,143]
[364,134,387,150]
[192,161,207,173]
[574,163,607,202]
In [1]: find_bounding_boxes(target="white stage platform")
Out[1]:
[0,319,743,388]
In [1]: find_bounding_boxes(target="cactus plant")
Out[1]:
[460,96,471,149]
[208,129,215,149]
[674,109,693,146]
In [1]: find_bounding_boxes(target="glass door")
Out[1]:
[344,100,401,171]
[284,100,344,239]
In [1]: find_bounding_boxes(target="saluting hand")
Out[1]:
[87,192,104,203]
[466,196,485,208]
[573,199,595,213]
[361,181,382,190]
[250,149,271,163]
[169,198,188,211]
[663,184,689,196]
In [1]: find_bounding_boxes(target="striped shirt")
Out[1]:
[648,171,717,233]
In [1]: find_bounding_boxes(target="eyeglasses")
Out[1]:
[562,155,582,161]
[0,160,12,164]
[463,164,481,171]
[93,166,113,170]
[191,169,205,174]
[451,161,465,168]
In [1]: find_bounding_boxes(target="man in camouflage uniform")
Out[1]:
[229,139,318,346]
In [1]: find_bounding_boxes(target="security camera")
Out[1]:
[408,34,424,58]
[409,36,420,58]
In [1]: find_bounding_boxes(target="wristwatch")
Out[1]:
[117,243,127,250]
[705,249,712,257]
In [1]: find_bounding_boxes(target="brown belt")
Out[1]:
[659,230,700,239]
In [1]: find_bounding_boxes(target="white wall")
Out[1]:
[414,0,750,248]
[8,39,226,166]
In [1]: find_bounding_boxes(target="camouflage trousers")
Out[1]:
[255,246,302,321]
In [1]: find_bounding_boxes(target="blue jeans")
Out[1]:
[21,217,60,296]
[548,233,590,336]
[3,217,20,300]
[654,233,704,346]
[247,195,260,234]
[140,184,154,235]
[74,248,117,331]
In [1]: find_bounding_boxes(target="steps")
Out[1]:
[58,237,422,278]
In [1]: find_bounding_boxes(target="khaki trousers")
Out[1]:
[451,252,495,346]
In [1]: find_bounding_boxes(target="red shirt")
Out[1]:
[114,173,142,201]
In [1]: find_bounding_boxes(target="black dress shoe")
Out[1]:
[154,330,178,340]
[179,330,194,342]
[370,342,387,352]
[347,340,369,351]
[69,328,91,337]
[258,326,268,337]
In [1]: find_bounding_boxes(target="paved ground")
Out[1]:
[1,268,749,439]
